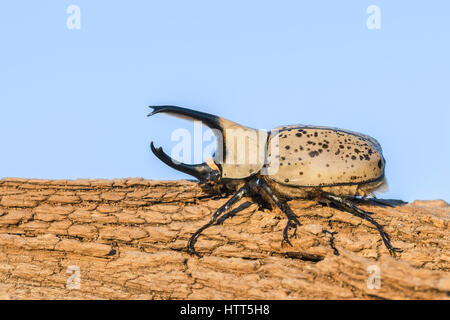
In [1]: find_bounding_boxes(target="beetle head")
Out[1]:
[148,105,267,182]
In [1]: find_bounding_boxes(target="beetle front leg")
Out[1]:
[187,182,254,257]
[255,179,302,246]
[323,193,402,257]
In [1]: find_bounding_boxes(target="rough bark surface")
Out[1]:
[0,178,448,300]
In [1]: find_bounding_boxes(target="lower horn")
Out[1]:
[150,142,214,181]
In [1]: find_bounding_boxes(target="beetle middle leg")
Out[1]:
[323,193,402,257]
[255,179,302,246]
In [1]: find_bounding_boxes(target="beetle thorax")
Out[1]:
[217,123,268,179]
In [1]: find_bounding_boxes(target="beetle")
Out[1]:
[148,105,402,257]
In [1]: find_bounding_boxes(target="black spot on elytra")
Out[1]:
[322,144,328,149]
[378,159,382,168]
[299,146,304,151]
[295,133,302,137]
[364,154,370,161]
[335,149,340,155]
[318,149,323,153]
[299,171,303,175]
[281,156,286,160]
[285,146,290,150]
[354,148,360,153]
[284,178,289,183]
[314,132,318,137]
[351,155,357,160]
[309,151,320,158]
[339,145,344,149]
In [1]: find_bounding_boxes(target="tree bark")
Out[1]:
[0,178,448,300]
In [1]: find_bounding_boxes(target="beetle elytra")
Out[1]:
[148,105,402,257]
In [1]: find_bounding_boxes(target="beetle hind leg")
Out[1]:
[323,193,402,257]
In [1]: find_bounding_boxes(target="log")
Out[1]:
[0,178,448,300]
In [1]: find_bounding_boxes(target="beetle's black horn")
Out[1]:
[150,142,215,181]
[147,105,223,132]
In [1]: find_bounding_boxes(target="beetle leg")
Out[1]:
[255,179,302,246]
[323,193,402,257]
[369,198,397,208]
[322,230,340,256]
[187,182,253,257]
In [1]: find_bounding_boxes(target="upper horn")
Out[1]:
[148,105,224,132]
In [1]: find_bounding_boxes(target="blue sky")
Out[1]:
[0,1,449,202]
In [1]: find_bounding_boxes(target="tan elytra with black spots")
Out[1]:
[265,125,386,199]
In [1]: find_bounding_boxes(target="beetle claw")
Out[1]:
[388,247,403,258]
[282,237,293,247]
[187,231,205,258]
[322,230,340,256]
[282,219,299,246]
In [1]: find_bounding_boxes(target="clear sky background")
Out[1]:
[0,1,449,202]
